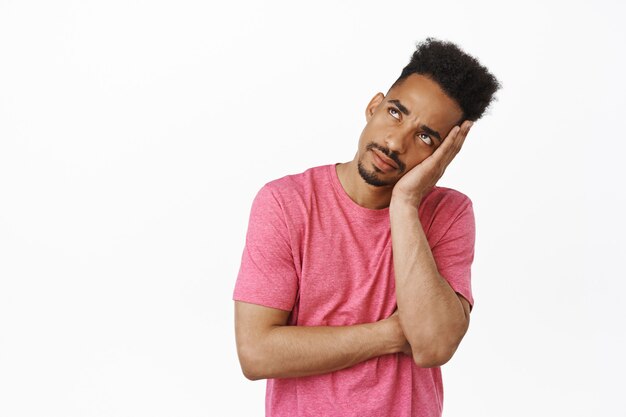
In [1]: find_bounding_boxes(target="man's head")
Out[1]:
[356,38,501,188]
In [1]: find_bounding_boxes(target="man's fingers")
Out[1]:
[435,121,472,168]
[461,120,473,140]
[452,120,472,152]
[435,120,472,162]
[446,126,461,145]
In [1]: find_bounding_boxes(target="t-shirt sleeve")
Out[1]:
[232,184,299,312]
[431,197,475,311]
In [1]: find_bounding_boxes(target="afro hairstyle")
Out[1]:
[391,38,501,121]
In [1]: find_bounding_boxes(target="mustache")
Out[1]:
[365,142,406,173]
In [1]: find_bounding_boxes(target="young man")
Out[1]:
[233,38,500,417]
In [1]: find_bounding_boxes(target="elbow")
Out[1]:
[411,338,461,368]
[237,343,265,381]
[241,364,262,381]
[412,349,451,368]
[411,323,468,368]
[242,369,262,381]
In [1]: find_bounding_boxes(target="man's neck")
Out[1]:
[335,161,394,210]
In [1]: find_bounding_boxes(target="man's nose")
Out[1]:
[384,131,410,155]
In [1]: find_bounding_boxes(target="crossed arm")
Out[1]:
[234,291,469,380]
[234,300,410,381]
[235,295,469,380]
[390,197,471,368]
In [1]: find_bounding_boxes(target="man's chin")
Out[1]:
[357,161,395,187]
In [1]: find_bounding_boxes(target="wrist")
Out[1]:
[390,190,422,209]
[376,315,407,355]
[389,196,421,217]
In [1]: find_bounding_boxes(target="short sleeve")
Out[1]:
[232,184,299,312]
[431,198,475,311]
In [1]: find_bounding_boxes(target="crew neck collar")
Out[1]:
[327,163,392,220]
[327,163,438,220]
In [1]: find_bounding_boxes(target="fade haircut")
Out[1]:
[391,38,501,121]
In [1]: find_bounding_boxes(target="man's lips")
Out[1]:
[371,148,399,170]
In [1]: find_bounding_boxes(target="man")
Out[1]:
[233,38,500,417]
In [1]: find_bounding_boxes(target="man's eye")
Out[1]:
[388,108,400,120]
[418,133,432,146]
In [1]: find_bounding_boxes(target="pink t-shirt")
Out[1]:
[233,163,475,417]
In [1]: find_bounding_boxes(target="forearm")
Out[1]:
[245,320,403,380]
[389,198,467,366]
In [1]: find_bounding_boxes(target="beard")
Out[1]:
[357,142,405,187]
[357,159,396,187]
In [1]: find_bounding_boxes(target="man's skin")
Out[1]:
[235,73,473,380]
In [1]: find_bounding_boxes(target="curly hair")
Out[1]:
[391,38,501,121]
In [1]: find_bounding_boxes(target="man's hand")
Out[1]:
[392,120,473,205]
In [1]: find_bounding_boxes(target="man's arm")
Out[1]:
[234,301,410,380]
[388,121,474,368]
[389,199,470,368]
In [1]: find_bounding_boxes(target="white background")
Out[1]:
[1,1,625,416]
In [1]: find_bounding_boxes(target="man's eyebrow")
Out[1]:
[420,124,442,143]
[388,99,443,143]
[388,99,410,115]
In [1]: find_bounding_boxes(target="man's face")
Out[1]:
[356,73,464,187]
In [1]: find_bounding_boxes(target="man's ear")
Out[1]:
[365,92,385,122]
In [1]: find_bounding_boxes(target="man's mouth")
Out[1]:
[364,142,405,173]
[371,149,398,172]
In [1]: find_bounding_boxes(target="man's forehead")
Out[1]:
[386,75,463,125]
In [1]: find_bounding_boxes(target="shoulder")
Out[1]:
[250,164,331,226]
[419,186,474,244]
[260,164,331,203]
[421,185,473,219]
[420,186,472,209]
